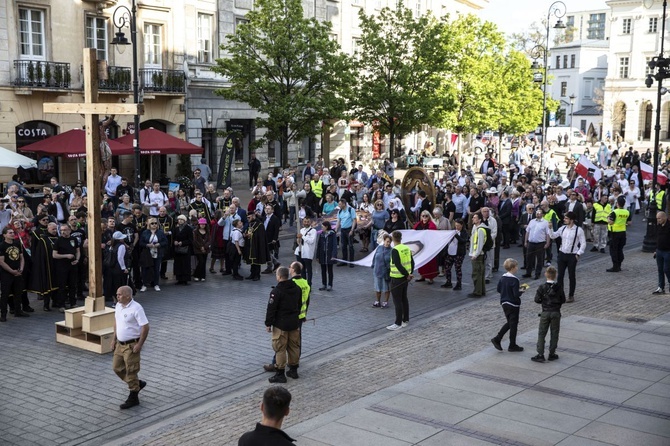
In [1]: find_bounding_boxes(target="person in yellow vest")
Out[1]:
[607,196,631,272]
[310,174,324,202]
[651,184,666,214]
[386,231,414,331]
[590,193,611,253]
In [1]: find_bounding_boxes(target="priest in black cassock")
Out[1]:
[244,210,268,281]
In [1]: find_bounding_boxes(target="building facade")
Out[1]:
[0,0,187,185]
[603,0,667,146]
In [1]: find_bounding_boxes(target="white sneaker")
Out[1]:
[154,285,161,291]
[193,278,200,282]
[140,286,147,292]
[386,324,402,331]
[545,261,551,267]
[201,278,205,282]
[401,322,408,328]
[652,287,665,295]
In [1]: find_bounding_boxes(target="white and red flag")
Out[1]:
[640,160,668,186]
[575,155,601,187]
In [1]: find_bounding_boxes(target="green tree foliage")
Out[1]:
[438,15,507,137]
[347,2,451,159]
[213,0,353,166]
[492,50,544,137]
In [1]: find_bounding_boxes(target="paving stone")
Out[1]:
[642,381,670,398]
[575,421,670,446]
[538,376,637,404]
[507,389,613,420]
[577,357,668,382]
[482,400,592,433]
[416,430,497,445]
[597,408,670,437]
[336,408,441,443]
[458,412,568,446]
[302,421,412,446]
[376,393,478,425]
[558,365,656,392]
[433,373,525,400]
[405,382,501,412]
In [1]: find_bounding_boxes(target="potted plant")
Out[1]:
[44,63,51,87]
[36,62,43,86]
[27,61,35,85]
[54,65,63,87]
[151,71,163,90]
[64,65,71,87]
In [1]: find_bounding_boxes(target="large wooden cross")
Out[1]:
[44,49,143,300]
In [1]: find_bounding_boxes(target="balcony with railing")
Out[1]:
[99,66,132,92]
[14,60,71,89]
[139,68,185,93]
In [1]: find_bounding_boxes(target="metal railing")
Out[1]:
[13,60,71,89]
[139,68,185,93]
[100,65,132,91]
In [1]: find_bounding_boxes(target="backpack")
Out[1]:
[481,226,493,252]
[103,244,132,270]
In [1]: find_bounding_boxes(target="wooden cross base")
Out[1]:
[55,298,115,354]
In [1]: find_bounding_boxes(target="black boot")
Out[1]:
[119,391,140,409]
[268,369,287,383]
[286,366,299,379]
[440,281,452,289]
[453,281,462,290]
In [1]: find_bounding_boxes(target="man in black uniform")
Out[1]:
[132,205,147,290]
[68,215,88,300]
[118,211,138,292]
[238,387,295,445]
[0,227,27,321]
[265,266,302,383]
[52,223,80,311]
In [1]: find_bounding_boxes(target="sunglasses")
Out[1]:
[149,222,158,225]
[17,200,24,203]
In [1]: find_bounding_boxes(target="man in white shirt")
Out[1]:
[112,285,149,409]
[105,168,122,206]
[550,211,586,303]
[523,208,551,280]
[624,179,641,216]
[147,183,168,217]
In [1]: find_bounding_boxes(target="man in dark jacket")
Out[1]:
[238,386,295,446]
[265,267,302,383]
[498,191,513,248]
[262,204,282,273]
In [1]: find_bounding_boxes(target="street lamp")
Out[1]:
[643,0,669,252]
[531,1,567,178]
[569,93,575,146]
[111,0,142,188]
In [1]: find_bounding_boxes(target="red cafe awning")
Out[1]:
[18,128,132,159]
[115,128,203,155]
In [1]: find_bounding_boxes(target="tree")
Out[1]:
[492,50,544,140]
[437,15,507,139]
[213,0,353,166]
[347,2,451,159]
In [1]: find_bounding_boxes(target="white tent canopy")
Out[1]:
[0,146,37,169]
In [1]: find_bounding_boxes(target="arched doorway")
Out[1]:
[644,103,653,140]
[613,101,626,139]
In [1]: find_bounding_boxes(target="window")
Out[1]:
[19,7,45,59]
[571,54,575,68]
[650,17,658,33]
[555,55,560,69]
[235,16,248,32]
[86,16,107,61]
[587,13,606,40]
[352,0,363,6]
[646,56,654,76]
[415,1,421,17]
[144,24,162,67]
[583,79,593,99]
[563,55,568,69]
[197,14,213,63]
[268,140,276,163]
[622,18,631,34]
[560,81,567,97]
[619,57,630,78]
[352,38,360,55]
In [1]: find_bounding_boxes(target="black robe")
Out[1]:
[27,232,58,295]
[189,200,212,221]
[244,220,269,265]
[157,215,175,260]
[173,224,193,282]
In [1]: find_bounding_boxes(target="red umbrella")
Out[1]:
[18,128,132,159]
[115,128,203,155]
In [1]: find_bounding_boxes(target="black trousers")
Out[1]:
[320,263,333,286]
[390,276,409,326]
[1,272,23,316]
[496,304,520,346]
[250,264,261,279]
[55,265,77,308]
[557,252,578,297]
[526,242,545,277]
[609,232,626,268]
[249,171,259,188]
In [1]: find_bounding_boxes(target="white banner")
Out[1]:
[339,229,458,269]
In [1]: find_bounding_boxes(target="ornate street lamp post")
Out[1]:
[111,0,142,188]
[531,1,566,178]
[643,0,669,252]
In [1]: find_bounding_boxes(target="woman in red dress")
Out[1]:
[413,210,438,284]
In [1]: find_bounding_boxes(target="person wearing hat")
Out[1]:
[549,211,586,302]
[606,196,631,272]
[105,231,131,304]
[192,217,211,281]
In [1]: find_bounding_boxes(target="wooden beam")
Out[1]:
[43,102,143,116]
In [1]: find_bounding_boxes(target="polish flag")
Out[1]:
[640,160,668,185]
[575,155,601,187]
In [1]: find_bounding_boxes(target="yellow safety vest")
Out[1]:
[543,209,557,227]
[593,202,611,223]
[310,179,323,198]
[657,190,665,211]
[293,277,310,320]
[390,244,412,278]
[608,208,629,232]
